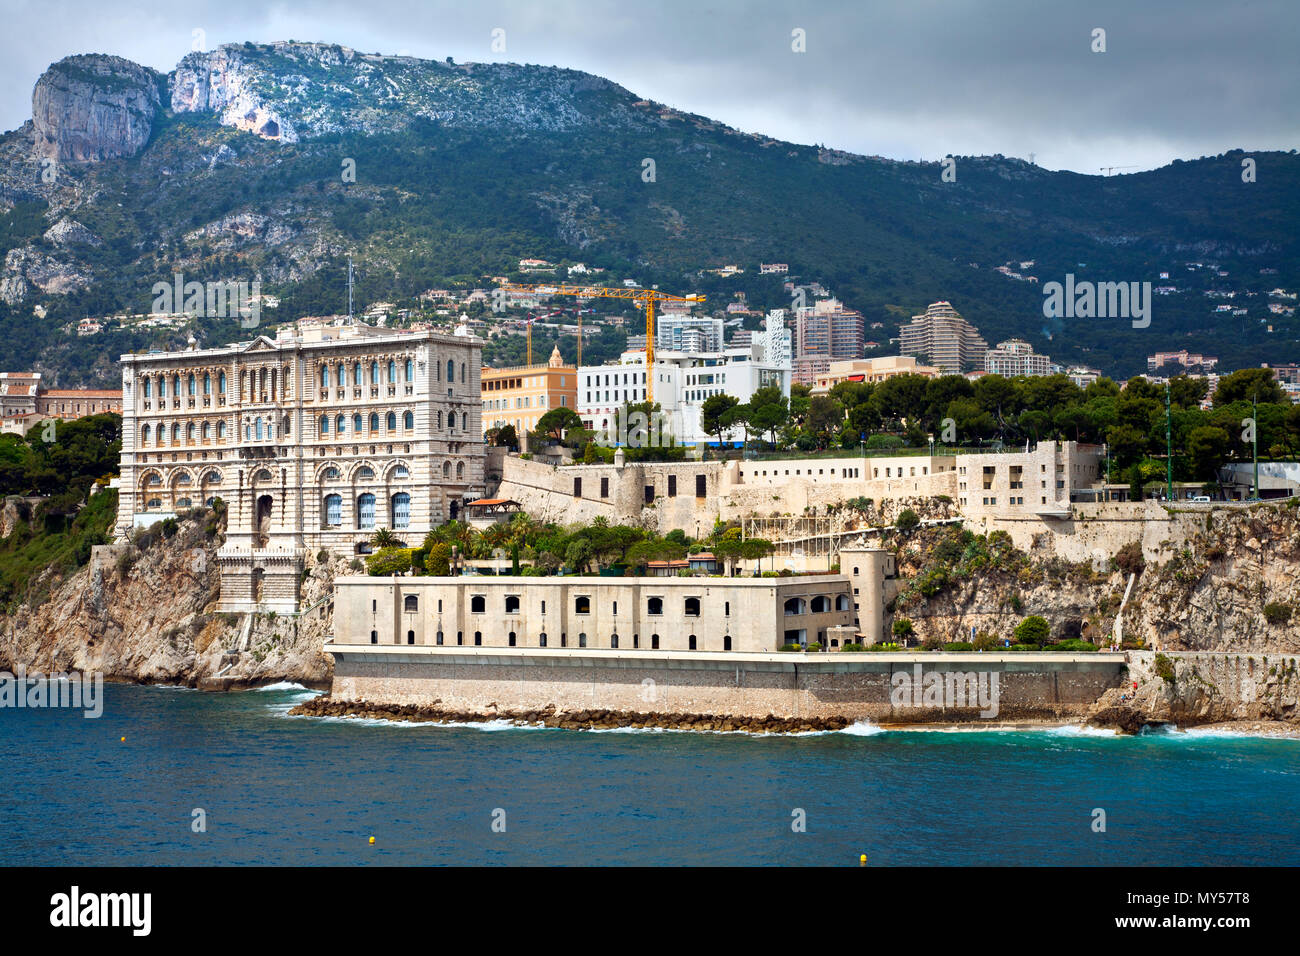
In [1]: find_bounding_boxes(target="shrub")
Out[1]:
[316,549,329,563]
[779,643,801,651]
[425,542,452,575]
[1154,652,1176,684]
[892,618,915,640]
[1112,541,1146,576]
[1263,602,1292,625]
[1053,639,1099,652]
[841,643,865,652]
[348,558,364,572]
[806,642,823,652]
[941,641,974,651]
[1014,615,1051,646]
[1009,643,1040,651]
[895,509,920,532]
[972,632,999,652]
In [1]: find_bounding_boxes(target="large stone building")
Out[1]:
[335,573,859,653]
[117,318,485,613]
[900,301,988,374]
[809,355,942,395]
[0,371,122,435]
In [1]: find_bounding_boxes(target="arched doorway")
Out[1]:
[449,499,459,521]
[254,495,273,548]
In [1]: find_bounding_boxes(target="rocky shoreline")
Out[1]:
[289,696,858,734]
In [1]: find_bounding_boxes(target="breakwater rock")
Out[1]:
[290,695,855,734]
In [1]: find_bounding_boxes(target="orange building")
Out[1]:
[481,346,577,442]
[0,371,122,435]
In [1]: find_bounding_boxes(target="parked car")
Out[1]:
[1191,495,1211,502]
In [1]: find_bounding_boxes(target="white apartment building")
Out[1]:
[578,346,792,445]
[655,315,724,354]
[984,338,1051,377]
[117,318,486,613]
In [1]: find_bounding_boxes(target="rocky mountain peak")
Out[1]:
[32,54,161,163]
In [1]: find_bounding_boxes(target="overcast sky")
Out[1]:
[1,0,1295,173]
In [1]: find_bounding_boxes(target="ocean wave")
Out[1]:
[253,682,312,692]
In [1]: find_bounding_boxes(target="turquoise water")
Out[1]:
[1,683,1297,866]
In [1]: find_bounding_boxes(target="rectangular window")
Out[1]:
[695,474,706,498]
[667,475,677,497]
[600,477,609,498]
[573,477,582,498]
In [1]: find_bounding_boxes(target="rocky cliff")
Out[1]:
[0,510,334,688]
[32,54,162,163]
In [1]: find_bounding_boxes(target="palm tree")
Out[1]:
[370,527,405,549]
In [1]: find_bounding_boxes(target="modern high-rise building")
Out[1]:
[656,315,724,354]
[792,299,864,384]
[984,339,1051,377]
[900,301,988,373]
[117,318,485,613]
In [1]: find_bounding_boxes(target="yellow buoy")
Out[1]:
[120,736,125,742]
[859,854,867,865]
[369,836,375,845]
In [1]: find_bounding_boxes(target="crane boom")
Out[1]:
[499,283,705,404]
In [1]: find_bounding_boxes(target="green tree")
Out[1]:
[1014,615,1050,646]
[1213,368,1286,407]
[701,393,739,445]
[1187,425,1231,480]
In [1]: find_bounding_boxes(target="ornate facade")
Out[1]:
[117,320,485,613]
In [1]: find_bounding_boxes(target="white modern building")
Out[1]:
[655,315,724,354]
[578,345,792,445]
[984,338,1051,377]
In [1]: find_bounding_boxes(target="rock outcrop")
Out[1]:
[0,245,92,304]
[32,54,161,163]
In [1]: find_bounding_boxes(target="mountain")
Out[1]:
[0,40,1297,386]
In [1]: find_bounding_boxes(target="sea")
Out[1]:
[2,682,1297,866]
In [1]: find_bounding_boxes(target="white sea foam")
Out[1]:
[253,681,311,692]
[838,720,887,736]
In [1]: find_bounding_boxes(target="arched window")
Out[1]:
[446,359,454,382]
[336,414,346,434]
[574,595,592,614]
[404,595,418,612]
[405,359,413,382]
[684,597,700,617]
[461,362,466,383]
[651,634,660,650]
[505,595,520,613]
[369,413,379,432]
[201,422,210,439]
[320,415,329,435]
[539,632,547,647]
[387,360,396,383]
[508,631,517,647]
[357,493,375,529]
[724,635,732,651]
[320,365,329,388]
[386,412,396,431]
[436,630,444,645]
[391,492,410,530]
[254,418,264,441]
[403,411,414,430]
[352,413,362,433]
[784,597,806,615]
[611,633,619,649]
[474,631,482,646]
[370,631,378,645]
[648,597,663,615]
[810,596,831,614]
[689,635,697,650]
[336,363,345,387]
[836,595,851,611]
[204,471,221,484]
[471,595,486,613]
[218,371,226,395]
[407,630,415,645]
[172,375,181,396]
[324,494,342,527]
[171,423,180,442]
[141,425,151,445]
[324,467,339,479]
[353,363,362,386]
[456,461,464,480]
[370,361,379,384]
[217,421,227,439]
[203,373,211,395]
[143,379,151,398]
[357,466,374,478]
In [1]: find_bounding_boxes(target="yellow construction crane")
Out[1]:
[500,283,705,403]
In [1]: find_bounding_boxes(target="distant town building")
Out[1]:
[1147,350,1218,374]
[1064,366,1102,389]
[759,263,789,274]
[899,301,988,374]
[0,372,122,436]
[810,356,942,395]
[657,315,724,354]
[984,338,1051,377]
[481,346,577,442]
